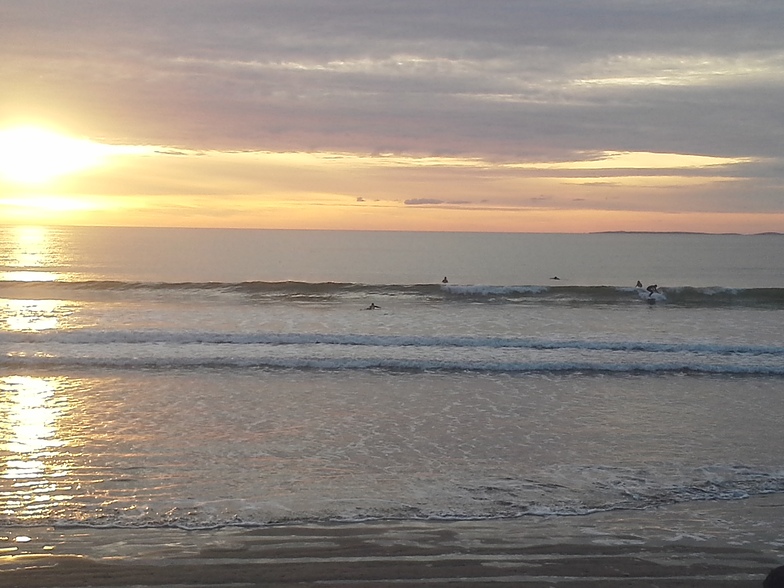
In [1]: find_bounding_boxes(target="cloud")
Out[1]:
[404,199,445,206]
[403,198,473,207]
[5,2,783,156]
[2,0,783,230]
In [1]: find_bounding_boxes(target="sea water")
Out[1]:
[1,225,783,528]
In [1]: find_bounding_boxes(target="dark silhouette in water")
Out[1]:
[764,566,784,588]
[442,276,448,283]
[646,284,659,297]
[365,303,380,310]
[636,280,643,288]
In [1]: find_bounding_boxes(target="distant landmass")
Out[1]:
[591,231,782,236]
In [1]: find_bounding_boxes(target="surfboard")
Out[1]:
[637,288,666,303]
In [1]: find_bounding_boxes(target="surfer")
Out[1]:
[365,303,380,310]
[550,276,560,280]
[636,280,643,288]
[646,284,659,297]
[442,276,448,283]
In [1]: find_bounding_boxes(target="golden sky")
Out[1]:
[2,1,783,233]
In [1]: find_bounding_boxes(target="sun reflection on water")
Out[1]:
[2,299,70,331]
[1,271,60,282]
[0,225,75,282]
[0,376,74,520]
[6,226,51,266]
[1,225,83,332]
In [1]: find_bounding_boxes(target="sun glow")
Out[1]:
[0,126,129,185]
[1,195,102,211]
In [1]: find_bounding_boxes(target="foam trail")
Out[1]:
[3,330,784,356]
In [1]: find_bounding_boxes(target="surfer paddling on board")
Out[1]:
[365,303,380,310]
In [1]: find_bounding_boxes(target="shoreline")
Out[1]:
[2,495,782,587]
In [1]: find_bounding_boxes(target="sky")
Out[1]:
[1,0,783,233]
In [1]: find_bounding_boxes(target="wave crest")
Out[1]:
[3,280,784,307]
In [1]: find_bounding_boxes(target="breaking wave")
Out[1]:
[4,329,784,375]
[2,280,784,307]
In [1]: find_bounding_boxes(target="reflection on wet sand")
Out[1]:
[0,376,73,520]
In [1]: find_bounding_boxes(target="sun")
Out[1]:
[0,126,113,185]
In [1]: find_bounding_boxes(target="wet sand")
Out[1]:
[2,495,782,587]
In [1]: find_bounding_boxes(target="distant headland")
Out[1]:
[591,231,782,236]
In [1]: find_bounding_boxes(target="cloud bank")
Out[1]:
[2,0,783,231]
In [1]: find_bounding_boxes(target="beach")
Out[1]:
[2,227,784,586]
[2,495,782,587]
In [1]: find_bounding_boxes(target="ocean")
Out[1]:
[1,225,783,531]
